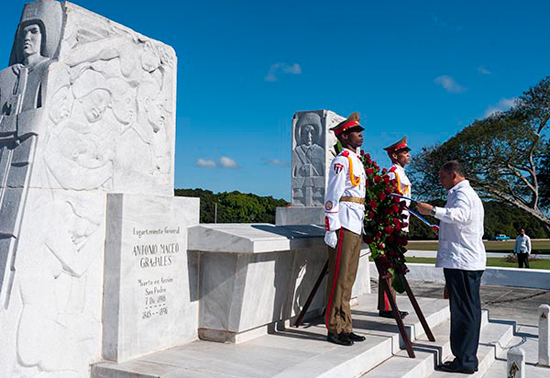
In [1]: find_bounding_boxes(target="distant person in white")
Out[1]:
[417,161,486,375]
[514,228,531,268]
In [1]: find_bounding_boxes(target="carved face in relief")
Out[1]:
[295,113,322,149]
[108,79,137,125]
[49,86,74,124]
[81,89,110,123]
[300,124,316,146]
[146,95,166,132]
[21,23,43,59]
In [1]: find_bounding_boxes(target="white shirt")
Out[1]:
[514,235,531,254]
[324,148,366,235]
[388,164,411,232]
[434,180,486,271]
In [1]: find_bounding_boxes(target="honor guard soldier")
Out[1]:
[324,112,367,346]
[378,137,411,319]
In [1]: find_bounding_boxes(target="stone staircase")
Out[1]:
[91,294,517,378]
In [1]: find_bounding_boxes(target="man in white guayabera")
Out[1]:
[417,161,486,375]
[514,228,532,268]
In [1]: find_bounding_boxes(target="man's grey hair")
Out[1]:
[440,161,465,177]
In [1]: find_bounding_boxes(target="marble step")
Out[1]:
[361,310,510,378]
[477,323,550,378]
[91,294,450,378]
[428,320,513,378]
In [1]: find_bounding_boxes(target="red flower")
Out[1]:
[374,176,382,183]
[393,218,401,226]
[378,193,386,201]
[364,235,373,244]
[369,200,378,209]
[375,232,382,239]
[391,179,397,185]
[384,186,392,194]
[402,222,409,228]
[377,242,384,250]
[382,168,387,174]
[366,168,374,175]
[393,204,400,213]
[385,226,395,234]
[383,175,390,184]
[366,153,372,163]
[387,234,395,243]
[395,222,402,232]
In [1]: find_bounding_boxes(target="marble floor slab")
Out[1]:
[92,293,451,378]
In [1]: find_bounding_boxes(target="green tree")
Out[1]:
[410,76,550,230]
[174,188,288,224]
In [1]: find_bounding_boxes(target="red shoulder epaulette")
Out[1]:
[341,150,350,157]
[389,166,397,173]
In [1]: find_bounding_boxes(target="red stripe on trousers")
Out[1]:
[326,228,344,330]
[384,292,390,311]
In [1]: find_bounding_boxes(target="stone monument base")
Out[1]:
[189,224,371,344]
[276,206,324,226]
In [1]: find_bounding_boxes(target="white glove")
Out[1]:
[324,231,338,249]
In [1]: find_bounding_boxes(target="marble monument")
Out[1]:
[0,1,198,377]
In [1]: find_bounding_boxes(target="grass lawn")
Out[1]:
[405,256,550,270]
[408,239,550,253]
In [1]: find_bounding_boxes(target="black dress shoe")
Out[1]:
[327,332,354,346]
[344,332,366,342]
[443,360,478,372]
[438,361,476,374]
[378,310,409,319]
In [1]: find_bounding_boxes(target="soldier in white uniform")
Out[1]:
[378,137,411,318]
[324,112,367,346]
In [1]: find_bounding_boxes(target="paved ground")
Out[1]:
[373,279,550,326]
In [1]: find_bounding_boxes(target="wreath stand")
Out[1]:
[294,258,435,359]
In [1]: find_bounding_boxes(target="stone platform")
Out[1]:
[92,293,458,378]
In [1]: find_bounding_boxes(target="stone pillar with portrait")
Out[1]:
[276,110,345,225]
[0,1,198,377]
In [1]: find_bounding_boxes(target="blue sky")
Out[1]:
[2,0,549,200]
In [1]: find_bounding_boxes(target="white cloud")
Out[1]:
[431,13,447,28]
[196,158,217,168]
[484,98,517,118]
[477,66,491,75]
[265,159,290,167]
[434,75,467,93]
[219,156,240,169]
[265,63,302,82]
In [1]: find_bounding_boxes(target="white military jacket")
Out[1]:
[324,148,366,235]
[388,164,411,232]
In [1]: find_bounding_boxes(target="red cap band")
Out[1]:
[333,120,360,136]
[388,142,407,154]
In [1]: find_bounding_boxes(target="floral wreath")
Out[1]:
[360,151,409,293]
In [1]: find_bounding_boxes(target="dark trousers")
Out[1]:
[444,268,484,370]
[517,253,530,268]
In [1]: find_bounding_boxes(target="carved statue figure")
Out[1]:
[0,0,64,300]
[292,112,325,206]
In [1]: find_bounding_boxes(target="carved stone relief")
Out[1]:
[291,110,345,207]
[0,2,179,378]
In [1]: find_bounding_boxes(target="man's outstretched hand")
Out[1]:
[416,202,434,216]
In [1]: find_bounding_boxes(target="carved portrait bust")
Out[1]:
[292,112,324,178]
